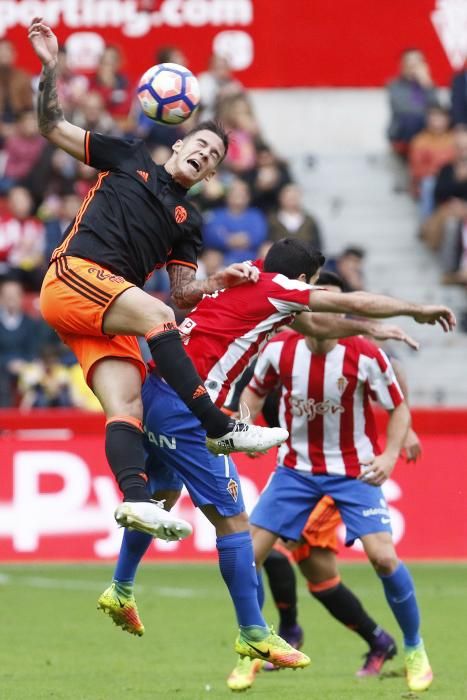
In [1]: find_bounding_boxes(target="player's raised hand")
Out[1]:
[412,305,456,331]
[222,262,260,288]
[28,17,58,68]
[368,322,420,350]
[401,428,422,463]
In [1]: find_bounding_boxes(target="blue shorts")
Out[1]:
[141,374,245,517]
[250,466,392,546]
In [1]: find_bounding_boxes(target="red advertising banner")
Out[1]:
[3,0,466,88]
[0,409,466,561]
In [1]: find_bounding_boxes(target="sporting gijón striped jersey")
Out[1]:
[178,272,316,407]
[249,330,404,478]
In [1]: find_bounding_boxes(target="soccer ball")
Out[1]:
[137,63,201,125]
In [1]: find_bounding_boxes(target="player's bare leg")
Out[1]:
[250,524,280,567]
[91,359,192,541]
[362,532,433,691]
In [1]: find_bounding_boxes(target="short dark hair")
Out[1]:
[401,47,423,57]
[263,238,325,282]
[316,271,346,290]
[341,246,365,259]
[427,103,449,116]
[184,120,229,161]
[156,46,180,64]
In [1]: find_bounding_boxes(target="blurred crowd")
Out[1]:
[386,47,467,324]
[0,37,336,410]
[1,37,465,409]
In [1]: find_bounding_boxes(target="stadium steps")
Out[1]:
[291,151,467,406]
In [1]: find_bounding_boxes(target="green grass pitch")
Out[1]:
[1,562,466,699]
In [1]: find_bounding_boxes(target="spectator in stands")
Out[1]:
[387,48,438,156]
[257,239,273,261]
[196,248,224,280]
[156,45,188,67]
[218,94,259,174]
[149,144,172,165]
[0,277,40,406]
[189,173,226,212]
[72,91,116,135]
[245,142,293,214]
[0,109,47,194]
[0,39,33,135]
[408,104,455,221]
[203,178,267,265]
[438,216,467,286]
[198,53,244,121]
[53,45,88,117]
[15,344,74,409]
[67,362,103,410]
[421,127,467,251]
[450,60,467,126]
[324,246,366,292]
[267,183,322,249]
[43,192,81,261]
[0,187,46,290]
[74,160,98,199]
[39,148,77,200]
[88,45,133,130]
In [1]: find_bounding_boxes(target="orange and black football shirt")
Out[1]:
[51,131,203,287]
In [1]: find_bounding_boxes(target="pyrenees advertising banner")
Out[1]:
[2,0,467,88]
[0,409,466,562]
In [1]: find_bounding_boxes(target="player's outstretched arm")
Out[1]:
[28,17,86,161]
[308,289,456,332]
[168,262,258,309]
[292,312,420,350]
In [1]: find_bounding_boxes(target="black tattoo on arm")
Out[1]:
[37,63,64,135]
[168,264,223,309]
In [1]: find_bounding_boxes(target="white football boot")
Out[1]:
[114,501,192,541]
[206,422,288,456]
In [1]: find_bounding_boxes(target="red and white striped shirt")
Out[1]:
[249,330,404,478]
[178,271,317,407]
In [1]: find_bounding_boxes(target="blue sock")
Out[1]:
[217,531,267,634]
[379,562,421,647]
[113,528,153,585]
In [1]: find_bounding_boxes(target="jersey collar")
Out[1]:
[158,164,189,193]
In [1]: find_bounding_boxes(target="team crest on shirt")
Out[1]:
[337,376,349,394]
[226,478,239,502]
[174,205,188,223]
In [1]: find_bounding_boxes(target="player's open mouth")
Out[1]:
[187,158,200,172]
